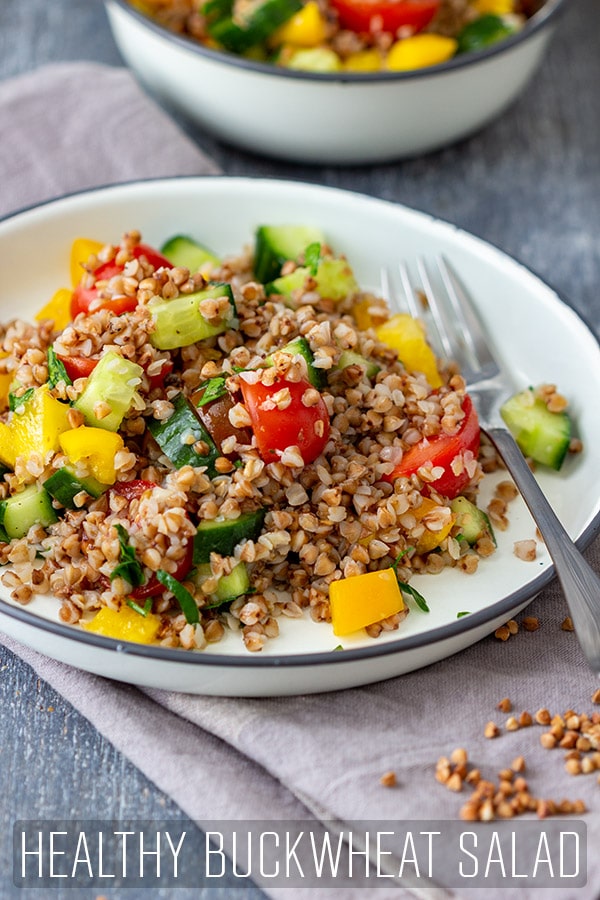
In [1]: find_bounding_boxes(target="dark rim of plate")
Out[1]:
[106,0,566,84]
[0,174,598,670]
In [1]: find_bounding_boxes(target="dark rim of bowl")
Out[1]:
[106,0,567,83]
[0,174,598,672]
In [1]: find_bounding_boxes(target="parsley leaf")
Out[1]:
[110,524,145,588]
[9,387,34,412]
[457,611,471,618]
[304,242,321,277]
[196,375,228,406]
[47,347,73,389]
[397,580,430,613]
[390,546,414,574]
[126,597,153,617]
[156,569,199,624]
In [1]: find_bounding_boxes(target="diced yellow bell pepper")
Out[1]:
[59,426,124,484]
[330,568,405,636]
[35,287,73,332]
[0,421,16,468]
[473,0,514,13]
[344,49,382,73]
[11,386,72,461]
[70,238,104,288]
[413,497,455,554]
[0,353,12,412]
[386,35,458,71]
[353,298,377,331]
[85,605,162,645]
[270,1,327,48]
[375,313,442,387]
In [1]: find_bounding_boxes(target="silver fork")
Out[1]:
[383,256,600,673]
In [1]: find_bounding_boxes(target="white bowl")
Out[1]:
[0,176,598,696]
[105,0,565,164]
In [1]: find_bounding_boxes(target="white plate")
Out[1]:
[0,177,598,695]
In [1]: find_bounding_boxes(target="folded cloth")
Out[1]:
[1,61,600,900]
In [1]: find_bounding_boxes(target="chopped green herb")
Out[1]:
[47,347,73,389]
[457,611,471,618]
[397,580,430,613]
[9,387,34,412]
[110,524,145,588]
[304,242,321,276]
[390,546,414,574]
[333,644,344,651]
[126,597,153,617]
[196,375,228,406]
[455,533,466,542]
[156,569,199,624]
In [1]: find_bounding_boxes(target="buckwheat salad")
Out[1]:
[0,226,574,652]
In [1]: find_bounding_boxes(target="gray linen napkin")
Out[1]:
[1,61,600,900]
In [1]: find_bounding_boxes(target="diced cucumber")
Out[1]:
[148,283,237,351]
[197,561,250,606]
[0,484,57,539]
[209,0,302,53]
[43,467,106,509]
[193,508,266,564]
[450,496,496,547]
[159,235,220,275]
[283,47,343,73]
[266,257,358,305]
[337,350,381,379]
[148,393,219,475]
[254,225,325,283]
[264,336,325,390]
[73,351,143,432]
[500,388,571,470]
[456,14,516,55]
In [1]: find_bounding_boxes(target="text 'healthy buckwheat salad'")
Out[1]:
[0,226,575,651]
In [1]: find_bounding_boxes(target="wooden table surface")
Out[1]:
[0,0,598,897]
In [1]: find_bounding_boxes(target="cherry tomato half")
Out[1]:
[70,243,172,318]
[330,0,439,34]
[111,479,158,502]
[384,394,480,499]
[56,354,99,381]
[240,377,330,465]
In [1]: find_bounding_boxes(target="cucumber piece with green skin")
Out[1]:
[254,225,325,283]
[0,484,57,539]
[149,283,237,351]
[197,561,250,606]
[266,258,359,305]
[450,496,496,547]
[148,393,219,476]
[209,0,302,53]
[43,467,106,509]
[284,47,343,73]
[456,14,516,54]
[337,350,381,379]
[500,388,571,470]
[73,351,143,432]
[160,235,221,275]
[193,508,266,564]
[264,336,326,390]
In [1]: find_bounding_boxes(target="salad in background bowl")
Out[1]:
[104,0,564,163]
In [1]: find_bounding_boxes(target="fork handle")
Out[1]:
[487,426,600,671]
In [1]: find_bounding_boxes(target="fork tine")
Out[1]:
[397,261,423,320]
[415,256,461,362]
[436,255,498,375]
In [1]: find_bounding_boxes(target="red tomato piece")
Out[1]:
[240,377,330,465]
[132,243,173,270]
[70,243,172,318]
[111,479,158,502]
[57,354,99,381]
[146,359,174,391]
[330,0,439,34]
[130,539,194,600]
[384,394,480,499]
